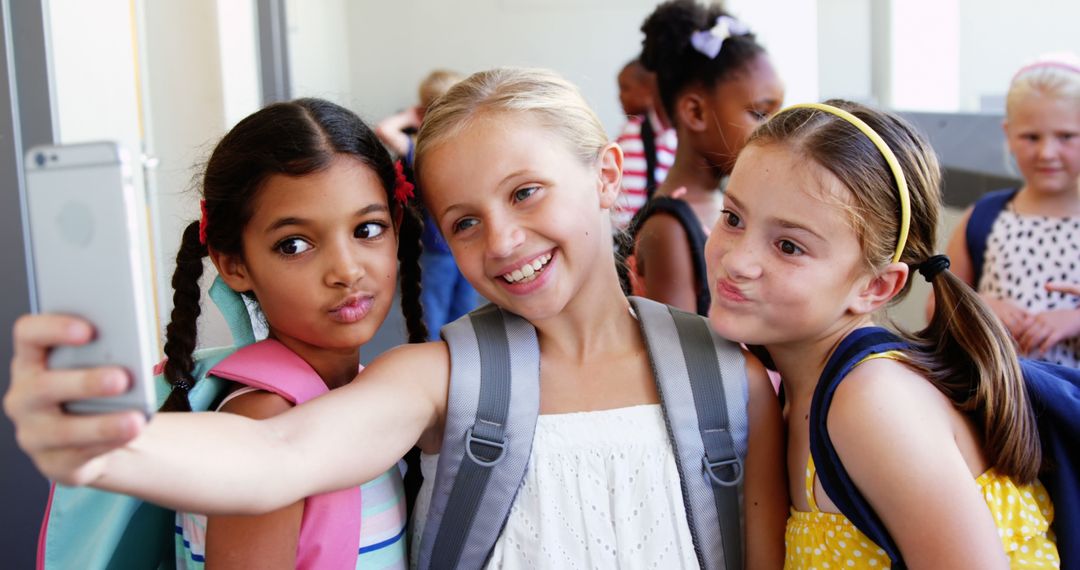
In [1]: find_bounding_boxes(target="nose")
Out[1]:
[713,232,762,281]
[485,216,525,260]
[1037,137,1059,160]
[324,238,365,288]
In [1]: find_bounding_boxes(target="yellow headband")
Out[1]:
[778,103,911,263]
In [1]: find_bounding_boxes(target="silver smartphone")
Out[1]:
[22,142,158,417]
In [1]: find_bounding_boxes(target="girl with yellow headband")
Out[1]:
[704,100,1059,568]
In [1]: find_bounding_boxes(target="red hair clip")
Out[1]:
[198,199,209,245]
[394,160,415,204]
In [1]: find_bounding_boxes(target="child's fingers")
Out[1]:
[17,409,144,454]
[4,366,129,428]
[12,314,95,367]
[1038,330,1061,355]
[1019,322,1050,356]
[1045,281,1080,297]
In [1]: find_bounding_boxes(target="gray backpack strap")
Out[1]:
[630,296,749,570]
[417,304,540,570]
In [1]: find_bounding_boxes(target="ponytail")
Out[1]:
[160,221,208,412]
[908,269,1041,483]
[752,101,1043,483]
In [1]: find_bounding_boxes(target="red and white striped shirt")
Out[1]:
[613,113,677,229]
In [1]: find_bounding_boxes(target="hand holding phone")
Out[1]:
[21,142,158,417]
[6,313,148,485]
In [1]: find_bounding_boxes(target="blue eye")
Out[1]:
[355,222,387,240]
[453,217,479,234]
[513,186,539,202]
[275,237,312,256]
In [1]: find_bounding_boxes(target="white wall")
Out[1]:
[338,1,819,137]
[48,0,143,154]
[286,0,352,104]
[890,0,960,112]
[817,0,873,103]
[141,0,263,349]
[958,0,1080,112]
[729,0,818,107]
[218,0,261,127]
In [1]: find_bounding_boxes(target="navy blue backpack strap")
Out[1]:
[965,188,1018,288]
[1021,360,1080,568]
[627,197,711,316]
[808,327,910,568]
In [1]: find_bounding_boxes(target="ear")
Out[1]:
[676,91,708,133]
[849,262,909,315]
[596,142,624,210]
[208,247,254,293]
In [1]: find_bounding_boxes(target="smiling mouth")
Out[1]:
[500,253,553,284]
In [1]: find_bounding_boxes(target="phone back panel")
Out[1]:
[23,142,157,416]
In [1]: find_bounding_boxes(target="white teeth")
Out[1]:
[501,253,552,283]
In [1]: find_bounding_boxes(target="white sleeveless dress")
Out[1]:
[410,404,700,569]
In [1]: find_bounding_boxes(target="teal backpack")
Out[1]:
[36,279,253,569]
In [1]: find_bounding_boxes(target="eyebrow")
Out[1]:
[265,203,389,233]
[724,192,826,242]
[438,168,536,219]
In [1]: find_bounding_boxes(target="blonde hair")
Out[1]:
[414,67,609,174]
[418,69,464,110]
[751,100,1041,483]
[1006,52,1080,115]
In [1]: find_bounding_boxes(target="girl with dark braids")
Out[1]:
[56,98,424,568]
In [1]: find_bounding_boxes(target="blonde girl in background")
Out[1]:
[938,52,1080,367]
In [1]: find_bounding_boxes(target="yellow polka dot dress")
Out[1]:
[783,457,1060,569]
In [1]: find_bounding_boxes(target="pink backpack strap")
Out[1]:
[208,339,329,404]
[207,338,362,566]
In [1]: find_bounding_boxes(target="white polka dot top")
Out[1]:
[410,404,700,569]
[978,206,1080,367]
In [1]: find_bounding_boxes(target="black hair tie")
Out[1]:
[913,254,950,282]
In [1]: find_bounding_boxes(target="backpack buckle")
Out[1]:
[465,427,507,467]
[703,455,743,487]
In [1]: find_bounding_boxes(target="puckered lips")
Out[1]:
[328,294,375,324]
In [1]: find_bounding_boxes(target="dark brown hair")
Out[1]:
[161,98,426,411]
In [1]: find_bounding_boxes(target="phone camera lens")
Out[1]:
[34,153,45,167]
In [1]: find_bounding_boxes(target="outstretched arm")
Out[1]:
[5,314,449,516]
[374,107,422,157]
[205,391,304,568]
